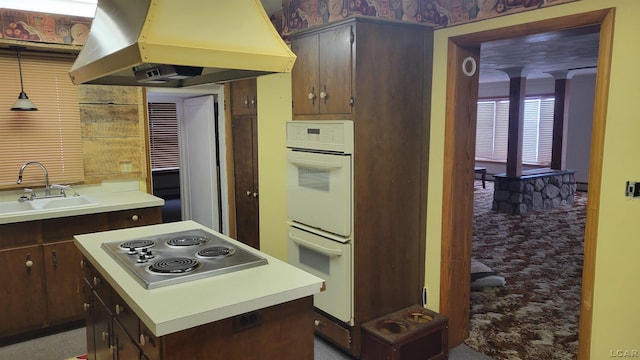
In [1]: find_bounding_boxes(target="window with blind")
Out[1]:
[148,102,179,170]
[0,50,84,189]
[475,96,555,165]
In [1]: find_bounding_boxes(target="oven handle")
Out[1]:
[290,233,343,257]
[287,157,343,170]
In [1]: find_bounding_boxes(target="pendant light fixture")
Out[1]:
[10,46,38,111]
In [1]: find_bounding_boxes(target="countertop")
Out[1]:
[0,181,164,224]
[74,220,324,337]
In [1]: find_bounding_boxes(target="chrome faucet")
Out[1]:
[17,161,50,196]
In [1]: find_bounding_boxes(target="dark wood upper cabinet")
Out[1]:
[291,23,353,117]
[230,78,258,116]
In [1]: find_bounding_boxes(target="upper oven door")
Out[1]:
[286,149,352,237]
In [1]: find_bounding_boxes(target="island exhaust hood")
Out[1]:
[69,0,296,88]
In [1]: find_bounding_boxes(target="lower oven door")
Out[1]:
[287,226,353,325]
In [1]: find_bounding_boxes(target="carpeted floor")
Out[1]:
[466,180,586,359]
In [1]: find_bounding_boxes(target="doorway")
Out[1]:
[439,8,614,358]
[146,87,231,235]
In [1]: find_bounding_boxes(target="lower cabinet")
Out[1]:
[0,244,47,336]
[0,206,161,341]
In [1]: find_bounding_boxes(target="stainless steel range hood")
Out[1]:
[69,0,296,88]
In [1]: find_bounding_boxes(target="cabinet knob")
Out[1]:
[319,91,327,99]
[101,331,109,342]
[131,214,139,221]
[253,192,258,198]
[244,96,249,107]
[246,190,252,197]
[80,259,85,269]
[308,86,316,104]
[25,253,33,269]
[93,276,100,286]
[140,333,149,346]
[115,304,124,315]
[83,302,91,312]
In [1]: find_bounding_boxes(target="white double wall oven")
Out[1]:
[285,120,355,325]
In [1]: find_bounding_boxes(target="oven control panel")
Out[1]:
[286,120,354,154]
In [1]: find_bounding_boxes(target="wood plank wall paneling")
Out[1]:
[78,85,148,183]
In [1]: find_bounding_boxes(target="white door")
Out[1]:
[181,95,221,231]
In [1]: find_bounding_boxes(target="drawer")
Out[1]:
[108,207,162,229]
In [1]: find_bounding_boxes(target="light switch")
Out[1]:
[625,181,640,198]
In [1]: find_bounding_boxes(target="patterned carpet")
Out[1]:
[466,180,587,359]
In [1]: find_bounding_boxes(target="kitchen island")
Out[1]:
[75,220,323,359]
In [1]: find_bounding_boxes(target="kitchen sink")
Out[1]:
[31,195,98,210]
[0,195,98,214]
[0,201,36,213]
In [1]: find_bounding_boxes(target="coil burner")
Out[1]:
[101,229,267,289]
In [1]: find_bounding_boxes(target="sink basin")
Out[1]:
[0,201,35,213]
[31,196,98,210]
[0,196,98,214]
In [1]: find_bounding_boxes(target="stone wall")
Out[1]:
[492,170,577,214]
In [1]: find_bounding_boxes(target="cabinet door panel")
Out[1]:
[113,319,140,360]
[0,245,47,336]
[230,79,257,115]
[319,25,353,115]
[291,34,320,115]
[44,241,85,324]
[93,294,113,360]
[231,115,259,249]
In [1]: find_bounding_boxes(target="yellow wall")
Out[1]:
[425,0,640,357]
[258,1,640,356]
[256,72,292,261]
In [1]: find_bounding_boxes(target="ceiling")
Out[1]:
[478,25,600,83]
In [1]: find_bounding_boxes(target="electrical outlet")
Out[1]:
[119,161,132,173]
[625,181,640,198]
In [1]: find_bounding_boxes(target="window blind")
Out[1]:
[148,102,179,170]
[0,50,84,189]
[475,101,495,160]
[476,97,554,165]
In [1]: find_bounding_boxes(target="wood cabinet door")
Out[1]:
[0,245,47,336]
[113,319,140,360]
[231,115,260,249]
[43,240,85,324]
[318,24,353,115]
[230,78,257,116]
[93,294,113,360]
[291,33,320,115]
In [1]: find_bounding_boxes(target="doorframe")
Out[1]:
[439,8,614,359]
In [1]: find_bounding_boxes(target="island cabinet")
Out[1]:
[81,259,316,360]
[0,207,161,342]
[289,16,433,358]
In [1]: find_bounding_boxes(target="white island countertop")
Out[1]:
[74,220,323,337]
